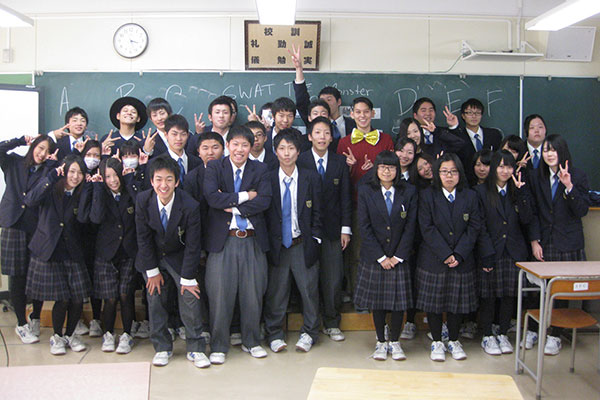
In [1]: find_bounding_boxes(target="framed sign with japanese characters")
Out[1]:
[245,21,321,71]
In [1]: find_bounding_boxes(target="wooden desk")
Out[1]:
[514,261,600,400]
[307,367,523,400]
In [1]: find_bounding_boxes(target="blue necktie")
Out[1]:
[499,189,506,197]
[532,149,540,169]
[65,191,72,198]
[474,134,483,151]
[177,158,186,183]
[160,207,168,232]
[425,133,433,145]
[115,194,121,202]
[385,190,393,216]
[331,120,341,139]
[551,175,559,200]
[448,193,455,203]
[317,158,325,180]
[282,177,293,248]
[234,169,247,231]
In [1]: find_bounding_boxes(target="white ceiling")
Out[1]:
[0,0,576,18]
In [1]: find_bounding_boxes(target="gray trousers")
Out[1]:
[264,243,320,343]
[145,259,204,353]
[205,236,268,353]
[319,237,344,329]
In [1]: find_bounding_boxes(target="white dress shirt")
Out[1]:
[167,148,188,174]
[376,185,403,264]
[229,159,254,230]
[249,148,266,163]
[466,126,484,151]
[279,167,301,239]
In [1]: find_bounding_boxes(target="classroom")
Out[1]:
[1,1,600,399]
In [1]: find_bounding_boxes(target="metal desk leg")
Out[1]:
[515,269,525,373]
[535,279,547,400]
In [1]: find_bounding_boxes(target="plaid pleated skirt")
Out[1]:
[479,253,520,298]
[353,260,413,311]
[415,267,478,314]
[26,256,91,301]
[542,241,586,262]
[0,227,29,276]
[93,257,135,299]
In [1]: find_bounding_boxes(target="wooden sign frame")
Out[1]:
[244,20,321,71]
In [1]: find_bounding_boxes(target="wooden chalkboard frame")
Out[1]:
[244,20,321,71]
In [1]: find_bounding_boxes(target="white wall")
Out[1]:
[0,13,599,77]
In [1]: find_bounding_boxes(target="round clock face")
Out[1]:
[113,23,148,58]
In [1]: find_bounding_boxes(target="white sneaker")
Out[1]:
[427,323,449,342]
[209,352,225,365]
[116,333,134,354]
[168,328,176,342]
[230,332,242,346]
[74,320,89,336]
[187,351,210,368]
[27,315,41,337]
[134,320,150,339]
[89,319,103,337]
[460,321,477,339]
[50,334,67,355]
[323,327,345,342]
[130,320,139,337]
[15,324,39,344]
[152,351,172,366]
[101,331,116,352]
[400,322,416,340]
[447,340,467,360]
[491,323,500,336]
[388,341,406,361]
[241,345,268,358]
[523,330,538,350]
[507,319,517,333]
[497,334,513,354]
[430,341,446,362]
[65,334,87,352]
[295,333,313,352]
[176,326,186,340]
[544,335,562,356]
[481,335,501,356]
[270,339,287,353]
[372,341,388,360]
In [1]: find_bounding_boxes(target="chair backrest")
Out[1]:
[549,278,600,300]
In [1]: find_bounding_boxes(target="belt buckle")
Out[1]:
[235,229,248,238]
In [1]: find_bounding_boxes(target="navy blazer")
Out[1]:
[262,149,280,171]
[183,163,209,250]
[265,167,323,267]
[99,131,145,156]
[456,126,503,185]
[528,166,589,252]
[148,130,169,159]
[358,182,417,264]
[134,188,202,280]
[85,181,138,261]
[24,173,90,263]
[297,150,352,241]
[417,187,481,273]
[474,184,533,263]
[204,157,272,253]
[0,137,53,233]
[421,127,464,159]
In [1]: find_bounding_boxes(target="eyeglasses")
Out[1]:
[377,165,397,172]
[463,111,482,116]
[439,169,459,176]
[253,133,265,138]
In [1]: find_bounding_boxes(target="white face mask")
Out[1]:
[122,157,139,169]
[84,157,100,171]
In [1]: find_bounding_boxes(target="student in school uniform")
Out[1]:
[475,150,533,356]
[187,96,235,156]
[527,134,590,356]
[413,152,435,190]
[0,134,57,344]
[501,135,530,175]
[412,98,464,158]
[397,118,425,154]
[85,157,138,354]
[142,97,173,159]
[135,155,206,368]
[264,128,323,353]
[203,125,272,364]
[355,151,417,360]
[455,98,503,184]
[264,97,297,154]
[524,114,547,170]
[245,121,279,170]
[395,137,417,183]
[49,107,91,161]
[416,152,481,362]
[101,96,148,156]
[471,149,492,186]
[24,155,91,355]
[297,117,352,342]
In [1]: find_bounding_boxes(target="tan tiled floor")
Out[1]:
[0,311,599,399]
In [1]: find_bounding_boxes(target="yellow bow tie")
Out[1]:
[350,128,379,146]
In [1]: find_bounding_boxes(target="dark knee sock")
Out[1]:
[65,300,83,336]
[120,292,134,334]
[499,296,515,335]
[389,311,404,342]
[102,298,118,333]
[8,275,28,326]
[52,301,69,336]
[91,298,102,320]
[31,300,43,320]
[406,308,416,324]
[427,312,443,341]
[372,310,387,342]
[479,297,495,336]
[447,312,463,341]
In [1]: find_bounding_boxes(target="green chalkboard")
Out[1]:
[523,77,600,190]
[36,71,520,140]
[0,74,32,85]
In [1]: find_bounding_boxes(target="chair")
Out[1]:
[519,277,600,399]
